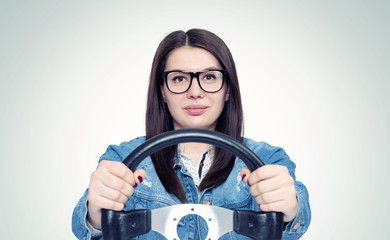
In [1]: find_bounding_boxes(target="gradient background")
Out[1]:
[1,0,389,239]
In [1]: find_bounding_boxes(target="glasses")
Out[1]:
[162,69,227,94]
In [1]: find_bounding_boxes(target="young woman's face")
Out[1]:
[161,46,229,131]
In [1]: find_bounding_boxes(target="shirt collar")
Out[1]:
[173,143,214,168]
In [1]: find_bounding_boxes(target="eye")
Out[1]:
[172,76,186,82]
[203,74,217,80]
[168,72,190,84]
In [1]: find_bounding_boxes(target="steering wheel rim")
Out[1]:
[102,129,283,240]
[123,128,264,171]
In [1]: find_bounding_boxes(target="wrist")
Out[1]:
[87,201,102,230]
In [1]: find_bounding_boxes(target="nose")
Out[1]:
[186,77,204,99]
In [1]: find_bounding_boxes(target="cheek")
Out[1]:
[164,95,181,114]
[218,89,229,107]
[218,100,227,113]
[166,101,176,112]
[211,95,227,115]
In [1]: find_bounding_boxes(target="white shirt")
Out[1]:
[178,143,214,187]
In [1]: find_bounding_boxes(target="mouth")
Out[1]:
[184,105,207,116]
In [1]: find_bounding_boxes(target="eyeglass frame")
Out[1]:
[162,69,228,94]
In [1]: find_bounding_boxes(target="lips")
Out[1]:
[184,105,207,116]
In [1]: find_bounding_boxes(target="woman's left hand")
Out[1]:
[240,165,298,222]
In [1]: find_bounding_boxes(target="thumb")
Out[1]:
[134,169,147,185]
[240,168,251,182]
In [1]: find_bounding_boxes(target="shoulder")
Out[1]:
[99,136,146,162]
[98,136,160,171]
[242,137,296,177]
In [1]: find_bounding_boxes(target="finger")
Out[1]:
[93,183,131,204]
[254,188,286,205]
[240,168,251,182]
[258,200,287,213]
[248,165,288,186]
[134,169,147,185]
[88,194,126,211]
[99,160,135,186]
[249,176,282,196]
[92,170,133,197]
[259,200,297,222]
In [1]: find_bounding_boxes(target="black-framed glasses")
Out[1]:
[162,69,227,94]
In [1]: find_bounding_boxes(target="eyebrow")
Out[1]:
[164,67,221,72]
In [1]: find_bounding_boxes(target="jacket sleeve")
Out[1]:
[249,140,311,239]
[72,189,103,240]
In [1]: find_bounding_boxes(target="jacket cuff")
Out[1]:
[86,218,103,238]
[282,181,311,239]
[72,189,100,240]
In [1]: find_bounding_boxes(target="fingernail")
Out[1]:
[242,174,246,181]
[134,183,137,188]
[138,176,143,183]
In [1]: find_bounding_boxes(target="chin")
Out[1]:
[188,124,216,131]
[175,119,217,131]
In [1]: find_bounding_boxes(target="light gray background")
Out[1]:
[1,0,389,239]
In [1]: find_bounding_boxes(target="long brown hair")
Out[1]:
[145,29,243,202]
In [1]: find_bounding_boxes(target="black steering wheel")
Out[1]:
[101,129,283,240]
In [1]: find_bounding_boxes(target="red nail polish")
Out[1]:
[134,183,137,188]
[138,176,143,183]
[242,174,246,181]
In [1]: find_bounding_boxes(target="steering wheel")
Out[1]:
[101,129,283,240]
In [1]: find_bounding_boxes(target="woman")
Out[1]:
[72,28,311,239]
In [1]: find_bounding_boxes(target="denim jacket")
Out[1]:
[72,136,311,240]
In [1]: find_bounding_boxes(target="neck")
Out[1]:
[182,142,210,164]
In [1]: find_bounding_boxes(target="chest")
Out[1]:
[131,159,254,210]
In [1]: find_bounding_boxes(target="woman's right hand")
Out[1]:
[86,160,146,230]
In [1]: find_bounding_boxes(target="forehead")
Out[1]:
[164,46,221,71]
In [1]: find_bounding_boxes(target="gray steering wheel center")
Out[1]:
[151,204,233,240]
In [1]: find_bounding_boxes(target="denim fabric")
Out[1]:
[72,136,311,240]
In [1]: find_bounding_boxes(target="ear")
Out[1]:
[225,87,230,102]
[161,86,166,102]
